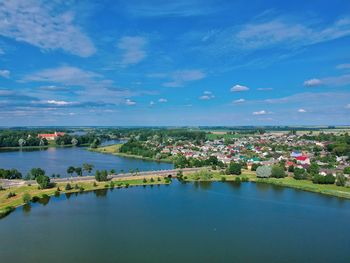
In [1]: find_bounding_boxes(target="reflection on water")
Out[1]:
[2,182,350,263]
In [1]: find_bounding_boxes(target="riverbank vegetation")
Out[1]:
[0,176,170,218]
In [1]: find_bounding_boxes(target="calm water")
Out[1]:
[0,145,173,176]
[1,182,349,263]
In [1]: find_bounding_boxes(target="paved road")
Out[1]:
[0,167,205,188]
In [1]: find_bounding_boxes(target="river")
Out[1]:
[0,182,349,262]
[0,142,173,177]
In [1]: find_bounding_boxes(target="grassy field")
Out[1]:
[0,176,169,218]
[89,144,173,163]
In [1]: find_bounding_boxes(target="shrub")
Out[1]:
[7,192,16,199]
[226,162,242,175]
[256,166,272,178]
[271,165,286,178]
[65,183,72,191]
[74,184,79,190]
[313,174,336,184]
[143,178,147,183]
[157,177,161,182]
[150,178,155,183]
[31,196,40,202]
[22,192,31,204]
[336,174,346,187]
[110,181,115,188]
[36,174,51,189]
[235,177,241,183]
[125,183,130,188]
[93,181,97,187]
[79,186,84,192]
[293,168,307,180]
[241,177,249,182]
[221,176,226,182]
[251,163,261,171]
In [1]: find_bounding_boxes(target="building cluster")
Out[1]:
[145,133,349,176]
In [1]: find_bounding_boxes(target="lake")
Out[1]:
[0,182,349,263]
[0,144,173,177]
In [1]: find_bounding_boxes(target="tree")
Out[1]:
[336,174,346,187]
[26,168,45,180]
[343,166,350,174]
[288,165,295,173]
[95,170,108,182]
[293,168,307,180]
[256,166,272,178]
[36,174,50,189]
[251,163,261,171]
[308,162,320,176]
[271,165,286,178]
[83,163,94,175]
[75,167,82,176]
[226,162,242,175]
[67,166,75,177]
[22,193,31,204]
[18,138,26,147]
[71,138,78,146]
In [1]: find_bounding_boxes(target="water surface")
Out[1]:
[1,182,349,263]
[0,145,173,176]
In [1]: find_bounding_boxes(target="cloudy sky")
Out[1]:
[0,0,350,126]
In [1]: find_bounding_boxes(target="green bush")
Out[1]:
[221,176,226,182]
[7,192,16,199]
[22,192,31,204]
[336,174,346,186]
[65,183,72,191]
[256,166,272,178]
[271,165,286,178]
[235,177,241,183]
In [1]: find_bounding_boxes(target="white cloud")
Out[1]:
[304,78,323,87]
[0,0,96,57]
[336,63,350,70]
[199,91,214,100]
[161,70,206,87]
[298,108,307,113]
[231,84,249,92]
[233,98,245,104]
[158,98,167,103]
[253,110,267,115]
[0,69,10,78]
[117,36,147,66]
[149,101,155,106]
[47,100,73,106]
[125,99,136,106]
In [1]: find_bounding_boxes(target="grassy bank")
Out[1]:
[0,176,169,218]
[182,169,350,199]
[88,144,173,163]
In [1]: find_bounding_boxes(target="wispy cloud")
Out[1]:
[304,74,350,87]
[252,110,268,115]
[298,108,307,113]
[117,36,147,66]
[0,0,96,57]
[304,78,323,87]
[233,98,245,104]
[149,69,206,87]
[125,99,136,106]
[121,0,221,17]
[336,63,350,70]
[0,69,10,78]
[231,84,249,92]
[199,91,214,100]
[158,98,168,103]
[257,88,273,91]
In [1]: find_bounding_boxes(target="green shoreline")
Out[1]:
[88,144,173,163]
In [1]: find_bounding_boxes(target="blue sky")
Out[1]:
[1,0,350,126]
